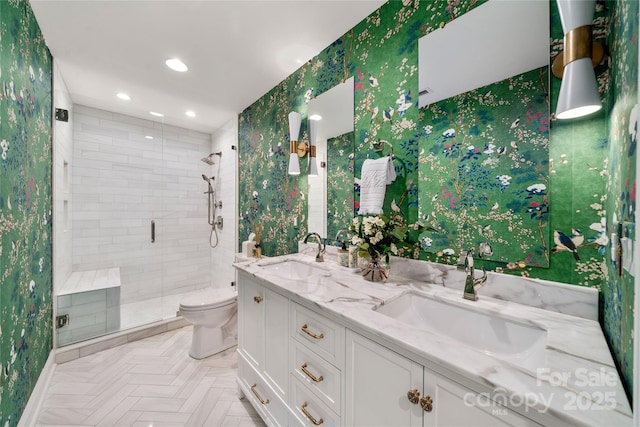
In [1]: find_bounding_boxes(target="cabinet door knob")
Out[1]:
[250,384,269,405]
[301,324,324,340]
[253,295,263,303]
[420,395,433,412]
[301,402,324,425]
[407,389,420,404]
[301,363,324,383]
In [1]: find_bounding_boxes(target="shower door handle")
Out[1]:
[151,220,155,243]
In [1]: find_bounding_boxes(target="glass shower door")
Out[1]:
[56,106,164,346]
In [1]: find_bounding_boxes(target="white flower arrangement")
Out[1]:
[350,214,407,260]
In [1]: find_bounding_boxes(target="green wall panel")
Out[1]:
[0,1,53,425]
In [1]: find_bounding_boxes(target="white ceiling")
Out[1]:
[30,0,386,134]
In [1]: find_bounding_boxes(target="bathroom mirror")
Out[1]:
[418,0,549,107]
[307,77,355,242]
[418,0,551,267]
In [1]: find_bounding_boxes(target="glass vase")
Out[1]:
[361,255,390,282]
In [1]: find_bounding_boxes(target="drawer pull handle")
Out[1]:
[301,324,324,340]
[250,384,269,405]
[301,402,324,425]
[301,363,324,383]
[253,295,263,303]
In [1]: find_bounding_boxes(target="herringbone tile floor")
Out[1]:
[35,326,266,427]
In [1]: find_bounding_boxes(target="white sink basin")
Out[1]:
[258,259,331,281]
[376,292,547,371]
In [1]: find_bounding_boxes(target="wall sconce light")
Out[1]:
[288,112,303,175]
[552,0,604,120]
[308,117,319,176]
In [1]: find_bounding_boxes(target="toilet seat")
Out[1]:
[179,288,237,311]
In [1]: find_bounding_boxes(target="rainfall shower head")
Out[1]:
[200,152,222,165]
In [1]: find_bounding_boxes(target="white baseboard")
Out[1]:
[18,351,56,427]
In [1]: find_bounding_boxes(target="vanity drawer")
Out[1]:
[291,303,345,367]
[292,341,341,414]
[291,376,341,427]
[238,354,288,427]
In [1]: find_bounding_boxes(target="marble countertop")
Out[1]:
[234,252,633,426]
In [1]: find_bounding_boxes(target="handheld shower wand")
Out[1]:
[201,155,222,248]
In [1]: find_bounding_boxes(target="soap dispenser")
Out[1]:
[348,242,358,268]
[337,240,349,267]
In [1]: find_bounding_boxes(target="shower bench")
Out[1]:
[57,268,121,346]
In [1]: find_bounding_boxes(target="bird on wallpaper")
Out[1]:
[497,146,507,155]
[396,90,412,116]
[510,118,520,129]
[571,228,584,247]
[370,106,379,123]
[553,230,581,260]
[369,75,379,87]
[383,107,394,123]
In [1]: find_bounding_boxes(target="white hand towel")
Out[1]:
[358,156,396,215]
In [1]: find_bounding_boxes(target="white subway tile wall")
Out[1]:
[72,105,214,305]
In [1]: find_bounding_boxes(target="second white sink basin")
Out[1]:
[376,292,547,372]
[258,259,331,281]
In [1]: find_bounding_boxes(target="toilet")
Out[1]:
[179,287,238,359]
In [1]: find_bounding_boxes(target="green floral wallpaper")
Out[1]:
[419,67,550,267]
[327,132,355,241]
[238,0,636,400]
[602,0,637,400]
[0,0,53,424]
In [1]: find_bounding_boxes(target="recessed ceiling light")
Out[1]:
[116,92,131,101]
[309,114,322,121]
[185,110,196,118]
[150,111,164,117]
[145,135,154,140]
[166,58,188,72]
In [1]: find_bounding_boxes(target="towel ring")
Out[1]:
[371,139,393,155]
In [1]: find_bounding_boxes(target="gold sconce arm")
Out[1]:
[290,140,310,157]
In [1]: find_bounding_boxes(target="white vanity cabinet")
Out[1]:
[238,269,542,427]
[345,331,540,427]
[237,271,290,426]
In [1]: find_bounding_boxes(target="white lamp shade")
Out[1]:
[288,112,302,175]
[288,153,300,175]
[308,117,317,146]
[556,58,602,119]
[309,157,318,176]
[288,112,302,141]
[557,0,595,33]
[555,0,601,120]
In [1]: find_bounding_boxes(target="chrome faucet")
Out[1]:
[304,232,326,262]
[457,250,487,301]
[335,229,350,245]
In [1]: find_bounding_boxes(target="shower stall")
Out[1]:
[54,105,223,346]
